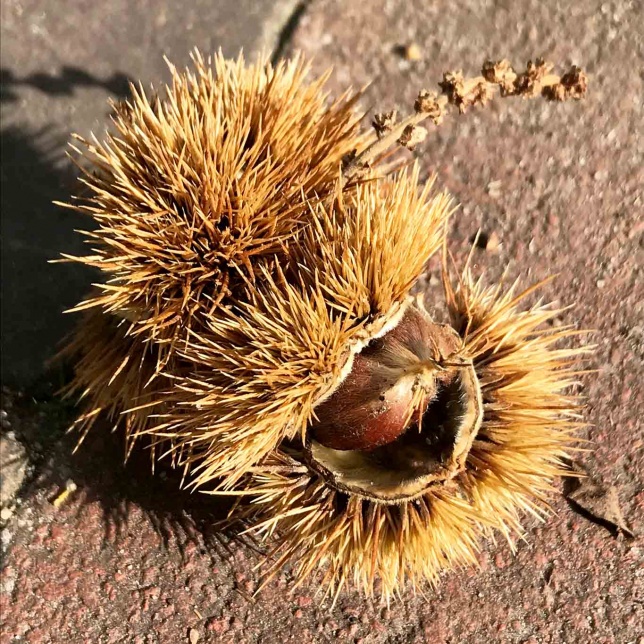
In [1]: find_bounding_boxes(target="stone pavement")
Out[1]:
[1,0,642,642]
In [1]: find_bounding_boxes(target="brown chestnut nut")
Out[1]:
[310,304,462,452]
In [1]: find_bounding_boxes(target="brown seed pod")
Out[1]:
[310,305,464,452]
[237,267,590,596]
[60,52,453,485]
[59,51,590,597]
[308,304,483,503]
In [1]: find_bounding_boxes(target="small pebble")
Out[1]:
[189,627,200,643]
[474,231,501,253]
[487,180,502,199]
[485,231,501,253]
[404,43,423,61]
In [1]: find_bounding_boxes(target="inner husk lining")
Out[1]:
[306,364,482,503]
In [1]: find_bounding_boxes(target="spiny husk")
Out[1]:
[61,52,589,597]
[230,263,589,598]
[62,51,453,487]
[63,51,366,347]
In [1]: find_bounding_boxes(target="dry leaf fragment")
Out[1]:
[544,65,588,101]
[481,59,517,95]
[559,66,588,98]
[514,58,558,97]
[564,461,635,538]
[439,71,494,112]
[51,479,78,508]
[345,58,587,183]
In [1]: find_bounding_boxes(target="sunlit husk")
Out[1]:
[231,266,588,597]
[62,51,452,487]
[61,52,588,597]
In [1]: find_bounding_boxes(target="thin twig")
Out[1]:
[341,58,587,185]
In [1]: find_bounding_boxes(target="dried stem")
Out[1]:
[342,58,587,184]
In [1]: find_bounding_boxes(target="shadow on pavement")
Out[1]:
[0,67,132,104]
[1,67,249,565]
[0,66,136,389]
[0,126,96,390]
[3,386,252,566]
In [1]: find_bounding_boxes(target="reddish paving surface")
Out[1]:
[1,0,643,642]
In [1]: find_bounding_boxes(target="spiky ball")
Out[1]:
[62,51,587,597]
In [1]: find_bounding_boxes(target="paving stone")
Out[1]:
[1,0,642,642]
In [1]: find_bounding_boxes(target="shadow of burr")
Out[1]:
[1,66,253,565]
[0,67,132,104]
[3,386,258,566]
[0,64,138,389]
[0,126,99,390]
